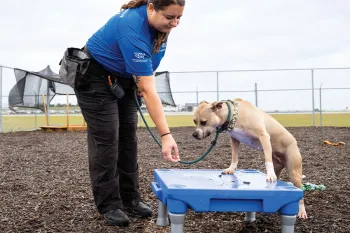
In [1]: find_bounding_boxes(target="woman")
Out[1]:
[75,0,185,227]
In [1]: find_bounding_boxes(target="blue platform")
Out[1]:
[151,169,303,216]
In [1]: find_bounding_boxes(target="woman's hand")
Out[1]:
[161,134,179,162]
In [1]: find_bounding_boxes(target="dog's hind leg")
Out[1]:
[222,137,240,174]
[272,152,285,179]
[286,143,307,219]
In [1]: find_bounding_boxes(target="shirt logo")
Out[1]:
[134,52,145,59]
[132,52,148,63]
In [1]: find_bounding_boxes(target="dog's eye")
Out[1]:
[200,121,207,126]
[193,120,197,125]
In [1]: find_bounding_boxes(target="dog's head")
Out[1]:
[192,100,226,140]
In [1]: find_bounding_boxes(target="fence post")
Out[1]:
[311,69,315,126]
[216,72,219,101]
[319,83,323,127]
[46,80,50,123]
[33,91,38,129]
[0,66,2,133]
[255,83,258,107]
[138,112,142,128]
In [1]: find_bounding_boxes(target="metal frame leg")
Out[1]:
[244,212,256,222]
[156,200,169,226]
[281,215,296,233]
[169,212,185,233]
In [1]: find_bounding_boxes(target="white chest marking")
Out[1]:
[228,129,263,150]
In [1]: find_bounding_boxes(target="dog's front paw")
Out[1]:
[266,172,277,182]
[222,167,236,175]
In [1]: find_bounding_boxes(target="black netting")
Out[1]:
[8,66,74,111]
[154,71,176,107]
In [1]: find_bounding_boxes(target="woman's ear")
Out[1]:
[147,3,156,15]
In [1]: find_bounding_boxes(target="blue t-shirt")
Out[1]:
[86,5,167,78]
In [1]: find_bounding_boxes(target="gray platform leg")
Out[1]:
[169,212,185,233]
[156,200,169,226]
[281,215,296,233]
[244,212,256,222]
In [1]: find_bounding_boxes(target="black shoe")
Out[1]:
[123,199,152,218]
[103,209,130,226]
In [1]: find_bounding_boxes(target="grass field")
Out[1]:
[1,112,349,132]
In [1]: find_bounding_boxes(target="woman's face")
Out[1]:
[148,3,184,33]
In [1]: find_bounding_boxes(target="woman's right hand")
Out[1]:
[161,134,179,162]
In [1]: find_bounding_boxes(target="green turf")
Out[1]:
[2,115,85,132]
[271,113,350,127]
[139,113,350,128]
[2,113,349,132]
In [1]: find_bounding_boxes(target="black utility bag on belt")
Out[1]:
[59,47,91,88]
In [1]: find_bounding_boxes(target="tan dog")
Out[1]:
[192,98,307,219]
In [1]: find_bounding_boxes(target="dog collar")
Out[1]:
[218,100,239,132]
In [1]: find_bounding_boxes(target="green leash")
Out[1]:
[287,182,326,191]
[134,88,231,165]
[302,183,326,191]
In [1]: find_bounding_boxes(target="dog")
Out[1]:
[192,98,307,219]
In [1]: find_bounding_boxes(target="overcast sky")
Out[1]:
[1,0,350,110]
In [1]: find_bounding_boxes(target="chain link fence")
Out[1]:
[1,66,350,132]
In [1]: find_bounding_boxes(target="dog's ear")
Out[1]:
[199,100,209,105]
[211,101,224,111]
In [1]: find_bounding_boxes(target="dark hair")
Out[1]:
[121,0,185,53]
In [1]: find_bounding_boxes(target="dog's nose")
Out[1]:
[192,131,199,139]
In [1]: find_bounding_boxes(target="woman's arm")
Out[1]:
[133,75,169,135]
[133,75,179,162]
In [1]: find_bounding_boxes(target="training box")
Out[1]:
[151,169,303,233]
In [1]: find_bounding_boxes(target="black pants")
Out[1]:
[74,54,140,214]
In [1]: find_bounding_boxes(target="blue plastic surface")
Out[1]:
[151,169,303,216]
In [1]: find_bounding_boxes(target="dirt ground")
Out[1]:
[0,126,349,233]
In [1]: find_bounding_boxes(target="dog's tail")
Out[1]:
[234,97,243,101]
